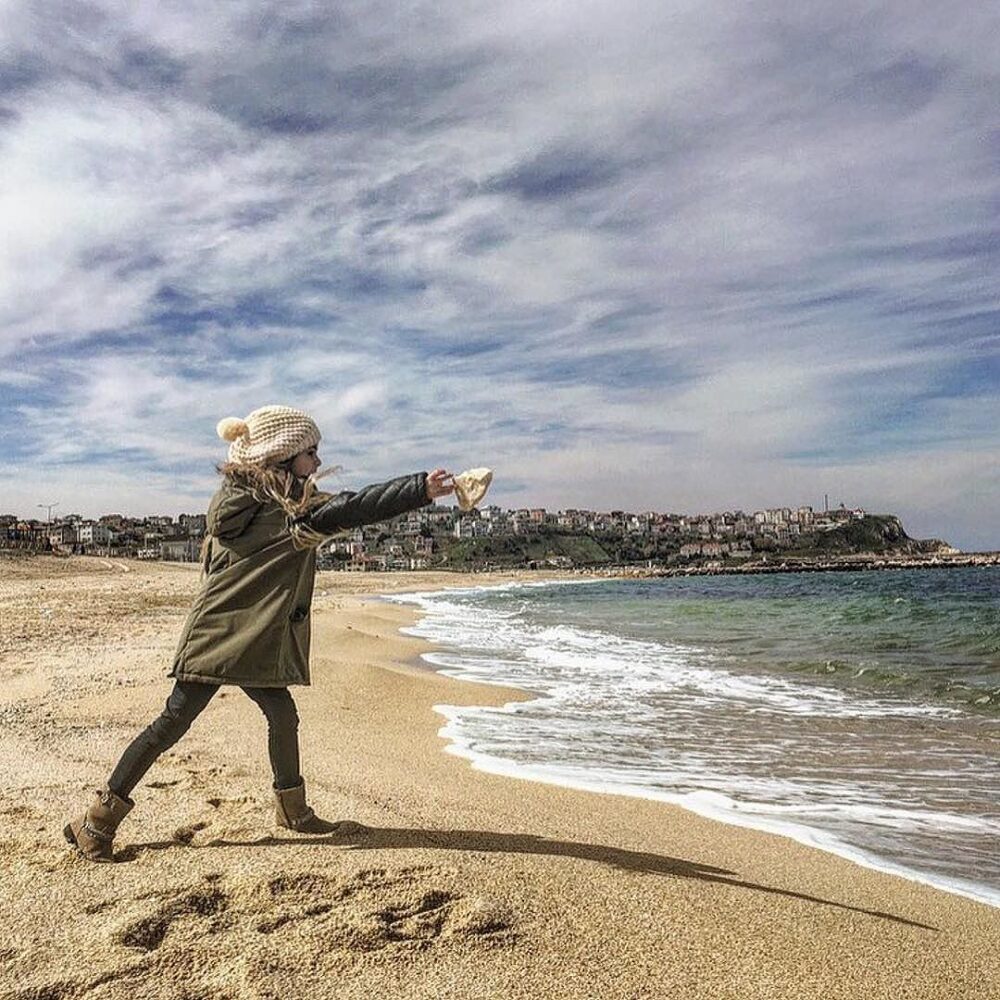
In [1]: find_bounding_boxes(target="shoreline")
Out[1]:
[429,706,1000,911]
[322,591,1000,996]
[381,580,1000,911]
[1,557,998,999]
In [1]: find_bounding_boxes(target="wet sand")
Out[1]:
[0,555,998,999]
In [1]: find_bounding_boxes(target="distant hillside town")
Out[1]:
[0,499,961,571]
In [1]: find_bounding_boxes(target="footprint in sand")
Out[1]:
[15,867,516,999]
[112,866,515,958]
[1,805,34,817]
[165,795,261,846]
[83,900,117,915]
[170,820,210,845]
[116,881,231,952]
[245,866,516,952]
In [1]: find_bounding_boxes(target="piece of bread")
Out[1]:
[453,467,494,511]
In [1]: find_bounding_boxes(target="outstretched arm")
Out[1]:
[299,469,454,534]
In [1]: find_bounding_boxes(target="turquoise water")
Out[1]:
[387,568,1000,907]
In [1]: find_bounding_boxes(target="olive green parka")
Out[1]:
[170,471,430,687]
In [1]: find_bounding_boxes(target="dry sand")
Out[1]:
[0,554,997,1000]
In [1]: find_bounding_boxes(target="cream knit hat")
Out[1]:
[216,406,321,466]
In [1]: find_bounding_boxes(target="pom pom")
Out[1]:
[217,417,249,442]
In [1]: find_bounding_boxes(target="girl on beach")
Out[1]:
[65,405,454,861]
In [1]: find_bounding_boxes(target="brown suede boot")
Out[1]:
[274,780,341,834]
[64,786,134,862]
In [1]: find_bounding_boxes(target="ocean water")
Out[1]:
[384,569,1000,908]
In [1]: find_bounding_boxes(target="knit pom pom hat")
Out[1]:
[216,406,321,466]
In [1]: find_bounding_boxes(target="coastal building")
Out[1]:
[454,516,488,539]
[47,524,78,547]
[160,539,201,562]
[178,513,207,536]
[412,536,434,555]
[77,523,112,546]
[511,511,536,535]
[352,554,388,572]
[426,505,454,527]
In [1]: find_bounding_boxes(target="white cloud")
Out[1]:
[0,0,997,549]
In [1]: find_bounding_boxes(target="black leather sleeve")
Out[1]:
[298,472,431,534]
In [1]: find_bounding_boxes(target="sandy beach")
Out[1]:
[1,555,998,1000]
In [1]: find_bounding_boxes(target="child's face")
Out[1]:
[290,446,321,479]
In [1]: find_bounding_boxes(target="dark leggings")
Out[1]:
[108,681,301,799]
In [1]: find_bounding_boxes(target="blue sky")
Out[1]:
[1,1,998,549]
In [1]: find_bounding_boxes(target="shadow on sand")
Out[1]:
[121,821,937,931]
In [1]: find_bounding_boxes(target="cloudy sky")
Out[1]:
[1,1,998,549]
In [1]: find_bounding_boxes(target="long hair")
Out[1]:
[215,460,331,551]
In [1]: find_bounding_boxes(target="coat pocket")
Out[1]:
[284,606,311,677]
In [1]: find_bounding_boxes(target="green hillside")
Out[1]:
[793,515,944,555]
[438,529,613,568]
